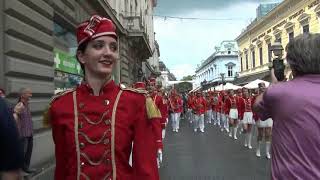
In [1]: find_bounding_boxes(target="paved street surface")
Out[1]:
[159,118,271,180]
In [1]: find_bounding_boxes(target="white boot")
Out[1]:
[248,132,253,149]
[266,142,271,159]
[256,141,262,157]
[233,127,238,140]
[244,134,248,147]
[229,128,232,137]
[162,129,166,139]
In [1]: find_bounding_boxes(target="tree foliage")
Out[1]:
[180,75,193,81]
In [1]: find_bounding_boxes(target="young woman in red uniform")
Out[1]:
[47,15,160,180]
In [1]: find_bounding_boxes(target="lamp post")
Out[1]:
[270,41,285,81]
[220,73,225,90]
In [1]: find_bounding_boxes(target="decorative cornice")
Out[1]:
[298,13,311,22]
[225,62,236,67]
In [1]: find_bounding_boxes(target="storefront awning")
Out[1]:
[233,71,270,86]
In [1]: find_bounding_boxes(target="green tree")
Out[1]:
[180,75,193,81]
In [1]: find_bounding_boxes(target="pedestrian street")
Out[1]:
[159,118,271,180]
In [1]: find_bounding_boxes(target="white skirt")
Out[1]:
[257,118,273,128]
[242,112,254,124]
[229,108,238,119]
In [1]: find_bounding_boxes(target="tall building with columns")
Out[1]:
[235,0,320,85]
[194,40,240,89]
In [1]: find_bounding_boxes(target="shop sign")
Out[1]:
[54,49,82,75]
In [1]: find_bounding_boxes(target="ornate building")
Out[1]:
[236,0,320,85]
[158,61,177,89]
[194,41,240,89]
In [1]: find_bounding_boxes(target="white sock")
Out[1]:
[244,133,248,146]
[234,127,238,138]
[256,141,262,156]
[248,132,252,146]
[162,129,166,139]
[266,141,271,156]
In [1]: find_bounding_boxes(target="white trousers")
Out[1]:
[205,110,212,123]
[171,113,180,130]
[194,114,205,130]
[187,108,193,122]
[221,114,229,129]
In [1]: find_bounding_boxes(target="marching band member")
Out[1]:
[225,90,239,139]
[192,91,206,132]
[205,92,213,124]
[45,15,160,180]
[212,92,219,126]
[254,83,273,159]
[169,89,180,132]
[238,88,254,149]
[187,92,194,124]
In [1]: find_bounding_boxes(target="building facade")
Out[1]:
[256,3,280,19]
[236,0,320,85]
[158,61,177,89]
[194,41,240,89]
[0,0,159,177]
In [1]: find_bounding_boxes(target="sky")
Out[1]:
[154,0,283,80]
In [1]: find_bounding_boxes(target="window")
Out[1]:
[303,24,309,34]
[268,43,272,62]
[252,50,256,68]
[259,47,263,66]
[228,66,233,77]
[289,32,294,42]
[276,37,282,43]
[53,22,77,54]
[245,53,249,70]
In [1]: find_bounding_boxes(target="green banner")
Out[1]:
[54,49,82,75]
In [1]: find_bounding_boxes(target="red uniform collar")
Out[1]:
[79,79,116,95]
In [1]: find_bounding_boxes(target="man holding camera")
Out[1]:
[253,34,320,180]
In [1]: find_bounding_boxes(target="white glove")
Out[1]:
[157,149,163,167]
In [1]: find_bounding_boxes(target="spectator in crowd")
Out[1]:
[0,88,5,98]
[253,33,320,180]
[15,88,35,174]
[0,97,23,180]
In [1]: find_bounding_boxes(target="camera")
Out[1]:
[272,59,285,81]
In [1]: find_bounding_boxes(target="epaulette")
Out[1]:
[50,89,76,104]
[120,86,148,94]
[120,86,161,119]
[43,89,75,128]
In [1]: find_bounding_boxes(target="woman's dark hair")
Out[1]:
[286,33,320,76]
[76,41,89,75]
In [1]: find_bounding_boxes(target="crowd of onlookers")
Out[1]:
[0,88,35,180]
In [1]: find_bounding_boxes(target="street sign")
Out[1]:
[54,49,83,76]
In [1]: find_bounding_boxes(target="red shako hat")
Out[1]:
[76,15,117,46]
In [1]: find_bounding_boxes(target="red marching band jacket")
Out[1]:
[224,95,239,115]
[191,96,207,115]
[237,96,254,120]
[187,95,193,109]
[151,92,166,150]
[169,95,180,113]
[205,97,212,111]
[48,81,161,180]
